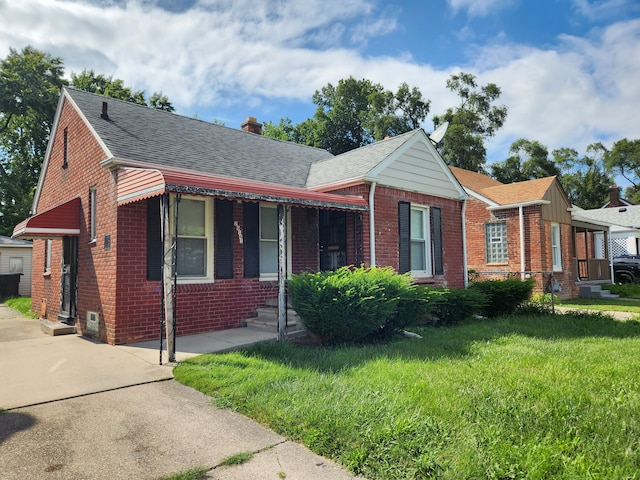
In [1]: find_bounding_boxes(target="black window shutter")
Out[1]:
[215,199,234,279]
[431,207,443,275]
[398,201,411,274]
[243,202,260,278]
[146,196,162,281]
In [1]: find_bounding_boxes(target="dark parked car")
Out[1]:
[612,255,640,283]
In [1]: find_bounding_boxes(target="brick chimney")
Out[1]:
[609,184,621,207]
[241,116,262,135]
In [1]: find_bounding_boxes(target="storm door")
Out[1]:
[319,210,347,271]
[59,236,78,322]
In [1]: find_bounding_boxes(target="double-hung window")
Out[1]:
[551,223,562,271]
[259,205,278,277]
[410,206,432,276]
[485,222,507,263]
[175,196,213,280]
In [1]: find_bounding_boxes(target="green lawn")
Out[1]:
[1,296,37,318]
[559,297,640,313]
[174,312,640,479]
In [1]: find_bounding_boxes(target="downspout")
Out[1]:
[519,205,525,281]
[369,182,377,266]
[462,199,469,288]
[608,226,614,282]
[277,204,287,343]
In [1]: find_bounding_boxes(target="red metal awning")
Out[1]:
[116,167,368,211]
[12,197,81,239]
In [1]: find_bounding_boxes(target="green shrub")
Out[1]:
[603,282,640,299]
[288,266,432,343]
[428,287,485,326]
[469,278,534,317]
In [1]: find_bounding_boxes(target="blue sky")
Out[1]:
[1,0,639,174]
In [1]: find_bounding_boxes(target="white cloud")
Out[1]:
[446,0,514,17]
[0,0,638,167]
[476,18,640,162]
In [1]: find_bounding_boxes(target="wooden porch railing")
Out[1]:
[574,258,611,281]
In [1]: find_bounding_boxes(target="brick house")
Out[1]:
[450,167,611,298]
[13,87,467,346]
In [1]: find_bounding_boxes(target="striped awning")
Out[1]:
[116,167,368,211]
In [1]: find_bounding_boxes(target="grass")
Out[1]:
[559,297,640,313]
[1,296,37,318]
[219,451,254,466]
[174,312,640,479]
[155,467,209,480]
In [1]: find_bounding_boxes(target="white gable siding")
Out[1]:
[375,141,462,199]
[0,246,32,296]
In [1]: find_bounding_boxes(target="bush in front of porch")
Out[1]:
[288,266,432,344]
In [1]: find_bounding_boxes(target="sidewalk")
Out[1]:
[0,305,364,480]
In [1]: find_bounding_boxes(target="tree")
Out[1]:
[0,48,176,236]
[491,139,559,183]
[604,138,640,202]
[554,144,611,209]
[0,46,66,236]
[433,72,508,172]
[263,77,430,155]
[71,69,174,111]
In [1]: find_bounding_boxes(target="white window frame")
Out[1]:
[89,187,97,242]
[410,205,432,278]
[551,223,562,272]
[171,195,214,284]
[259,204,292,281]
[485,222,507,264]
[44,239,52,273]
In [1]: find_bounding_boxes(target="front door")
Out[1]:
[319,210,347,271]
[59,236,78,323]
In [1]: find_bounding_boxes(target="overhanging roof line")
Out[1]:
[166,184,369,211]
[487,199,550,211]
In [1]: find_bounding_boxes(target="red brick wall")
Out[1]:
[329,184,466,288]
[31,96,119,342]
[464,196,575,297]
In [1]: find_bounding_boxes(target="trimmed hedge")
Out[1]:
[469,278,535,317]
[288,266,432,344]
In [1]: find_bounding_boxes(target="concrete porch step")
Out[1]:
[40,320,77,336]
[244,301,306,335]
[579,285,620,299]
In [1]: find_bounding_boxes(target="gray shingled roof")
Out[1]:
[573,205,640,229]
[65,87,333,188]
[0,235,32,247]
[306,130,419,189]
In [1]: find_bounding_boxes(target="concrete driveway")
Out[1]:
[0,305,363,480]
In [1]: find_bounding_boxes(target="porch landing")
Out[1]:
[118,327,279,365]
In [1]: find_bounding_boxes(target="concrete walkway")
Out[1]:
[0,305,364,480]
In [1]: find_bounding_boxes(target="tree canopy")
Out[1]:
[491,139,559,183]
[432,72,508,172]
[263,77,430,155]
[604,139,640,202]
[0,46,174,236]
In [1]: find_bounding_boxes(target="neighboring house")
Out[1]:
[571,205,640,258]
[450,167,610,298]
[0,235,32,297]
[602,184,635,208]
[13,87,467,345]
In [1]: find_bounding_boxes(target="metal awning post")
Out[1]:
[277,204,288,342]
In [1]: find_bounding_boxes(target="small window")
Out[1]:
[44,239,52,273]
[62,127,69,168]
[551,223,562,271]
[9,257,23,273]
[89,188,97,242]
[485,222,507,263]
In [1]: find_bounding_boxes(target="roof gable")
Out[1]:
[307,130,466,200]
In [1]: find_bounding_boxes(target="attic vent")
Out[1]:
[101,102,109,120]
